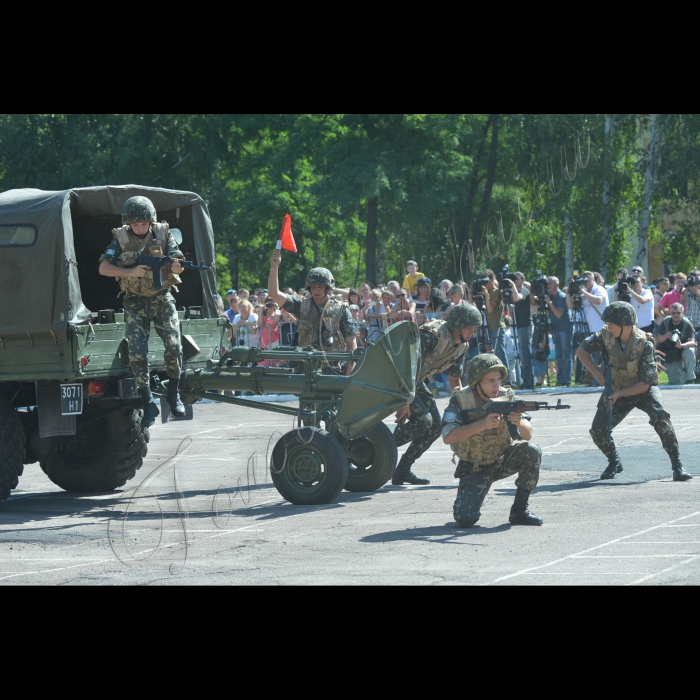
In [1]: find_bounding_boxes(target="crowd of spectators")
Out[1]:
[219,260,700,393]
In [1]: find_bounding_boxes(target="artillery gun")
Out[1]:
[158,320,420,505]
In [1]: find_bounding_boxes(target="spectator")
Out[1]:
[656,303,696,384]
[259,301,281,349]
[426,287,444,320]
[512,271,534,390]
[653,277,670,329]
[238,288,250,301]
[626,276,654,332]
[658,273,686,318]
[681,270,700,331]
[438,279,453,300]
[386,280,401,299]
[593,272,605,287]
[230,299,259,348]
[480,269,518,381]
[402,260,425,296]
[389,288,416,323]
[412,277,432,325]
[366,289,393,342]
[258,288,269,306]
[608,268,628,304]
[347,288,364,320]
[443,282,467,312]
[544,276,572,387]
[225,292,239,323]
[349,304,368,348]
[630,265,648,288]
[358,283,372,310]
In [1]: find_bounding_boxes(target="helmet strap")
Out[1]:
[475,381,490,402]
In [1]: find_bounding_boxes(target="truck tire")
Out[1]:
[341,422,397,492]
[271,427,348,505]
[0,398,26,501]
[40,407,148,492]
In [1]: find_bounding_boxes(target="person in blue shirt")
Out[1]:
[544,276,572,387]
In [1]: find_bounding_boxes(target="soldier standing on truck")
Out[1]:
[391,303,482,485]
[268,249,357,375]
[98,196,187,426]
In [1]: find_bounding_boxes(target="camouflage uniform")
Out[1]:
[580,301,692,481]
[100,226,184,388]
[442,353,543,526]
[580,330,679,462]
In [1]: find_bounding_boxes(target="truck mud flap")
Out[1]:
[36,383,76,438]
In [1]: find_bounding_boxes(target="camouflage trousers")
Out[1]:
[453,441,541,527]
[124,291,182,387]
[589,385,678,461]
[393,381,442,465]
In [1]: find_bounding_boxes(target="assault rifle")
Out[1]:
[463,397,571,439]
[135,255,211,291]
[599,348,614,447]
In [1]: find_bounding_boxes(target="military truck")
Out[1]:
[0,185,226,502]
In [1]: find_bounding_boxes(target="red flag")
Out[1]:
[276,214,297,252]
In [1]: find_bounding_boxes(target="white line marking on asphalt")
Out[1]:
[572,554,698,558]
[492,510,700,583]
[0,559,115,581]
[626,554,700,585]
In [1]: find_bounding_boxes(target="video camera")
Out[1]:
[497,264,519,304]
[471,276,490,307]
[567,271,582,296]
[616,276,636,302]
[530,271,549,306]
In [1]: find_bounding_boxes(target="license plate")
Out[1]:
[61,383,83,415]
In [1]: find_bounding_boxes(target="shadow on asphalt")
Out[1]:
[361,522,513,544]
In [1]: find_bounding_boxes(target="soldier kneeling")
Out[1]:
[442,354,543,528]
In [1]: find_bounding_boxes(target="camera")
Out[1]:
[497,264,518,303]
[684,276,699,289]
[531,271,549,303]
[670,330,681,345]
[616,276,636,302]
[471,277,489,306]
[567,270,582,296]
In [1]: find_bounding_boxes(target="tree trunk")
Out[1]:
[471,114,500,264]
[599,115,614,280]
[633,114,659,272]
[564,207,574,282]
[365,196,379,287]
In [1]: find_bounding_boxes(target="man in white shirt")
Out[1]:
[628,277,654,332]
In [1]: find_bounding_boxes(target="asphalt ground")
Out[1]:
[1,385,699,586]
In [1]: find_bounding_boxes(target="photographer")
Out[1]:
[614,275,651,324]
[656,303,696,385]
[529,272,550,386]
[608,268,629,304]
[478,269,520,380]
[542,276,572,387]
[680,271,700,331]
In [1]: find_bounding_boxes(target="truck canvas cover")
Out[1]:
[0,184,217,346]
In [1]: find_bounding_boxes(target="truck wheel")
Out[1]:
[342,422,397,492]
[0,398,26,501]
[40,408,148,492]
[271,427,348,505]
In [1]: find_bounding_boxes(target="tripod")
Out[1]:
[532,300,550,387]
[475,300,493,354]
[503,301,522,387]
[570,297,590,384]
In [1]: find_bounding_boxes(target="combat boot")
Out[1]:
[600,452,623,479]
[166,377,186,418]
[139,385,160,428]
[671,455,693,482]
[509,488,543,525]
[391,454,430,485]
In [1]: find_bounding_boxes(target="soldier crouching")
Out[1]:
[442,354,543,528]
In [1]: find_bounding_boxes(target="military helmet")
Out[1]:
[602,301,637,327]
[122,196,157,225]
[465,353,508,388]
[305,267,336,290]
[445,303,482,332]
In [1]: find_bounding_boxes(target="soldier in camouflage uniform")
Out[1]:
[268,249,357,375]
[442,354,543,527]
[99,196,186,426]
[575,301,692,481]
[391,304,482,485]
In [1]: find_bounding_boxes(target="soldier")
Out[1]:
[575,301,693,481]
[442,354,543,527]
[98,196,186,426]
[268,249,357,375]
[392,303,482,485]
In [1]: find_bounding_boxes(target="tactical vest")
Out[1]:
[297,296,347,350]
[601,326,653,391]
[450,386,515,466]
[418,320,468,382]
[114,222,181,297]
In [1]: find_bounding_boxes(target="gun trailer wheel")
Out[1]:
[271,427,348,505]
[0,397,26,502]
[40,407,149,492]
[341,422,397,493]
